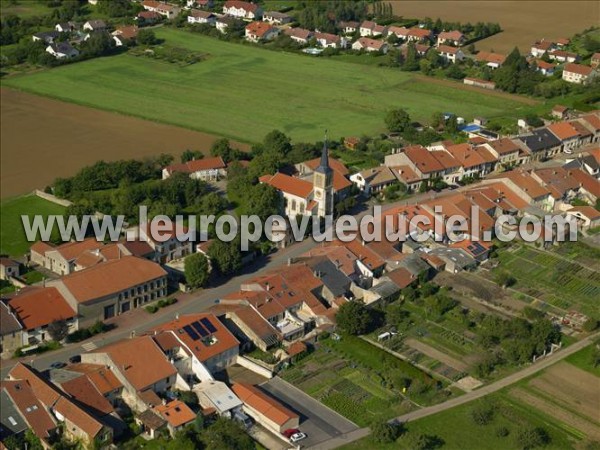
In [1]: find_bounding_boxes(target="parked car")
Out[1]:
[290,432,307,443]
[69,354,81,364]
[50,362,66,369]
[282,428,300,439]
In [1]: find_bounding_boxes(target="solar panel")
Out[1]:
[200,317,217,333]
[192,321,208,337]
[183,325,200,340]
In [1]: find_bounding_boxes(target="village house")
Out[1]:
[262,11,291,25]
[359,20,387,37]
[564,148,600,178]
[284,27,312,45]
[565,206,600,230]
[482,138,521,167]
[534,59,556,76]
[153,400,196,436]
[387,26,409,40]
[0,258,19,280]
[475,51,506,69]
[129,222,194,264]
[162,156,227,181]
[47,256,167,326]
[530,39,554,57]
[141,0,180,19]
[81,336,179,411]
[223,0,262,20]
[562,63,597,84]
[232,383,299,434]
[187,10,217,25]
[314,32,346,48]
[152,313,240,378]
[214,304,280,351]
[216,16,240,33]
[547,121,592,153]
[578,114,600,143]
[406,27,432,42]
[31,238,105,275]
[46,42,79,59]
[592,52,600,69]
[32,30,60,44]
[55,21,79,33]
[352,37,388,53]
[294,155,352,200]
[0,302,23,358]
[552,105,569,120]
[338,21,359,35]
[137,10,162,25]
[350,166,399,195]
[58,362,124,407]
[7,363,113,446]
[517,128,562,161]
[530,167,581,209]
[548,49,578,63]
[245,21,279,42]
[489,170,554,212]
[436,44,465,63]
[112,25,138,46]
[437,30,465,46]
[186,0,213,8]
[82,19,106,32]
[445,143,497,179]
[8,287,77,347]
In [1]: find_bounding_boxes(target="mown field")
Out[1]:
[0,194,66,257]
[2,28,534,143]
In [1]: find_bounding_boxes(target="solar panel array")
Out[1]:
[467,242,487,256]
[182,318,218,341]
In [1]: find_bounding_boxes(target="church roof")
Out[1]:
[315,138,332,175]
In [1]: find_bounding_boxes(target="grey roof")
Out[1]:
[50,42,78,54]
[519,128,561,153]
[429,247,475,269]
[315,138,332,175]
[86,19,106,29]
[33,30,60,40]
[0,389,27,439]
[397,253,430,276]
[369,278,400,299]
[563,154,599,172]
[310,258,351,297]
[0,302,22,336]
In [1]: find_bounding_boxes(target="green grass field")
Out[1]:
[343,392,581,450]
[564,344,600,377]
[0,194,66,257]
[2,28,534,143]
[0,0,50,18]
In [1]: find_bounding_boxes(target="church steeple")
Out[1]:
[315,132,332,175]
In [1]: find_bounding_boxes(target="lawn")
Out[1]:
[564,344,600,377]
[0,194,66,257]
[342,392,582,450]
[3,28,534,144]
[0,0,50,18]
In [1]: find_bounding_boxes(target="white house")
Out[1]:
[338,21,359,35]
[223,0,262,20]
[437,30,465,46]
[141,0,180,19]
[530,39,554,57]
[82,20,106,32]
[562,63,596,84]
[534,59,556,76]
[437,45,465,63]
[46,42,79,59]
[314,32,345,48]
[548,49,578,63]
[359,21,386,37]
[187,10,216,25]
[352,37,388,54]
[162,156,227,181]
[262,11,291,25]
[284,27,312,45]
[245,21,279,42]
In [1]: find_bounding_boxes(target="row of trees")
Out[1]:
[296,0,368,34]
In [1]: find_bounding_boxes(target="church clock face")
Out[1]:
[315,190,322,198]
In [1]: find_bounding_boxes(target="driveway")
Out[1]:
[259,377,358,449]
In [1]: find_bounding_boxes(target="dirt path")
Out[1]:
[0,88,249,198]
[413,75,539,106]
[405,338,469,372]
[510,387,600,440]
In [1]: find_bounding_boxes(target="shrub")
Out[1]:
[583,318,599,332]
[371,420,404,444]
[471,402,495,425]
[146,305,159,314]
[496,426,510,438]
[515,426,550,450]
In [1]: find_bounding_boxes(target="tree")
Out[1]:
[200,417,255,450]
[385,108,411,133]
[470,402,495,425]
[336,301,375,335]
[445,63,465,80]
[137,28,157,46]
[181,150,204,163]
[81,31,114,57]
[515,426,550,450]
[47,319,69,342]
[371,420,404,444]
[525,114,544,127]
[494,270,516,288]
[242,184,280,222]
[210,138,241,163]
[582,317,599,332]
[193,414,205,433]
[184,253,210,289]
[402,42,419,71]
[262,129,292,156]
[207,239,242,275]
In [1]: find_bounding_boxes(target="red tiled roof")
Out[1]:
[532,39,554,50]
[386,267,416,289]
[60,375,114,416]
[165,156,226,175]
[438,30,464,41]
[114,25,138,40]
[260,172,313,198]
[95,336,177,391]
[59,256,166,304]
[356,37,386,50]
[403,145,444,173]
[567,169,600,196]
[1,379,56,439]
[154,400,196,427]
[232,383,298,426]
[547,122,580,140]
[487,138,520,155]
[475,51,506,64]
[437,44,461,55]
[284,27,312,40]
[9,287,75,330]
[224,0,259,12]
[246,21,274,37]
[67,363,123,395]
[408,27,431,38]
[567,205,600,220]
[580,114,600,131]
[152,313,239,363]
[564,63,593,76]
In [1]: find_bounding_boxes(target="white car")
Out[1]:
[289,432,307,443]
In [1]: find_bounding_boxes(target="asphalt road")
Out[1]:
[260,377,358,449]
[311,333,600,450]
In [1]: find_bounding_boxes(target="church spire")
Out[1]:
[315,130,331,174]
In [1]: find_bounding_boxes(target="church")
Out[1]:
[259,138,351,219]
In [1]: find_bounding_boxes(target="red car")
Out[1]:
[282,428,300,439]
